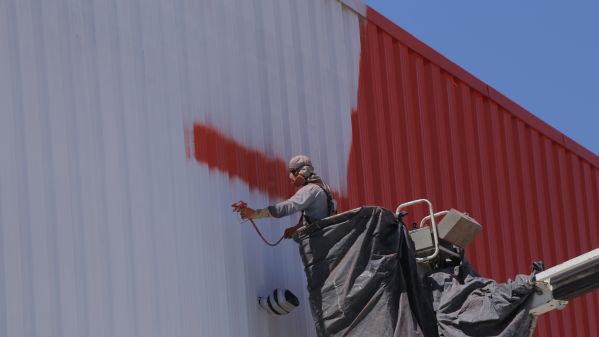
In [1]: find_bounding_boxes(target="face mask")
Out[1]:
[290,173,306,187]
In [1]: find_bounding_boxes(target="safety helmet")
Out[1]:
[288,155,314,178]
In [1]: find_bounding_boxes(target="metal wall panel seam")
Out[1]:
[562,158,589,337]
[516,123,540,262]
[425,65,445,208]
[56,0,87,333]
[433,72,453,211]
[320,0,339,192]
[529,132,560,336]
[380,35,402,203]
[0,3,19,335]
[498,108,531,278]
[37,0,67,335]
[388,42,411,204]
[306,0,332,189]
[371,27,394,206]
[367,25,389,206]
[89,0,119,335]
[569,155,595,336]
[461,86,489,276]
[486,102,510,280]
[392,44,415,202]
[443,71,466,212]
[380,34,407,209]
[114,1,144,336]
[290,0,311,154]
[155,0,186,334]
[502,112,528,274]
[215,3,251,333]
[432,67,451,209]
[266,0,290,184]
[446,78,472,214]
[556,148,587,336]
[31,0,61,334]
[6,0,34,335]
[489,106,517,278]
[518,125,548,335]
[395,44,417,201]
[71,10,96,324]
[304,0,325,173]
[542,139,570,336]
[132,0,162,334]
[411,55,432,209]
[417,61,440,210]
[355,22,375,204]
[386,43,405,202]
[474,98,504,280]
[434,70,455,211]
[0,2,13,333]
[403,50,427,205]
[120,0,146,332]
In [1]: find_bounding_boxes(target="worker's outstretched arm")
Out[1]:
[240,207,272,220]
[267,185,317,218]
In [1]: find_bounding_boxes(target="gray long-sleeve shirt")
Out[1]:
[267,184,331,222]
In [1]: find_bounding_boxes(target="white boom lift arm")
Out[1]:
[527,248,599,336]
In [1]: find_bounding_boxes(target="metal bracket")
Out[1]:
[396,199,439,262]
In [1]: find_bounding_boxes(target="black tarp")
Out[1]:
[294,206,535,337]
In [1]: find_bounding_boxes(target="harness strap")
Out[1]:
[309,181,336,216]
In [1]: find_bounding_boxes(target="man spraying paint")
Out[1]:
[239,155,336,239]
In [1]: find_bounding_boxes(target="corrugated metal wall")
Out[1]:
[1,0,598,336]
[0,0,361,336]
[351,8,599,337]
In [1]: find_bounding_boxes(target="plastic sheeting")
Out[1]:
[428,262,534,337]
[295,207,535,337]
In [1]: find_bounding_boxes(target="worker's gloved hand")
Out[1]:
[283,224,302,239]
[240,207,256,220]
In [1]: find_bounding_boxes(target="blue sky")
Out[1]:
[364,0,599,156]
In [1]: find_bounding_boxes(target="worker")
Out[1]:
[240,155,336,238]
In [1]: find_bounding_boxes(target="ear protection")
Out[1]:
[289,163,313,187]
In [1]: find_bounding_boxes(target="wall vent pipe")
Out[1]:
[258,289,300,315]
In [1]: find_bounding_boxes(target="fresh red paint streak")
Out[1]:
[192,123,348,208]
[193,123,295,200]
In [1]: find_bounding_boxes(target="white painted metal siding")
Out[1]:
[0,0,362,336]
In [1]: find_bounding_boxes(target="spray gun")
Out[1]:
[232,201,284,247]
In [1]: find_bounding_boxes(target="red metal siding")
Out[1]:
[351,7,599,337]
